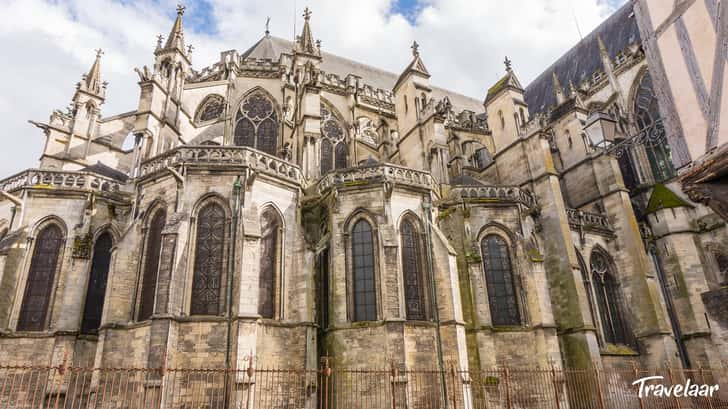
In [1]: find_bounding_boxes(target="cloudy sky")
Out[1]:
[0,0,626,176]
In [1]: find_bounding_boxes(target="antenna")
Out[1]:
[568,0,583,40]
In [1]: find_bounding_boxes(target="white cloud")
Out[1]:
[0,0,622,176]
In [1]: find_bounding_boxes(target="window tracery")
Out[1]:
[195,95,225,124]
[81,232,113,333]
[17,224,64,331]
[401,217,426,320]
[234,91,279,156]
[481,234,520,326]
[138,209,166,321]
[191,202,226,315]
[590,251,631,345]
[634,72,675,182]
[352,219,376,322]
[259,207,282,319]
[320,103,348,174]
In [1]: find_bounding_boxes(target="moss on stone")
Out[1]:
[600,343,639,356]
[644,184,692,215]
[436,207,457,223]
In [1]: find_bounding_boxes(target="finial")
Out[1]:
[176,3,186,16]
[316,39,321,51]
[265,17,270,35]
[504,56,512,72]
[156,35,164,48]
[94,48,104,59]
[411,41,419,57]
[303,7,312,21]
[187,44,194,55]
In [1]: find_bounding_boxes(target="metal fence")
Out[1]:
[1,359,726,409]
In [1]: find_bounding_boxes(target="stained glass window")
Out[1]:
[259,208,281,319]
[591,251,630,345]
[191,203,225,315]
[321,139,333,175]
[195,95,225,123]
[481,235,520,326]
[352,219,376,321]
[81,232,113,333]
[17,224,63,331]
[634,72,675,182]
[577,250,599,341]
[138,209,166,321]
[401,218,426,320]
[320,103,347,173]
[234,92,279,156]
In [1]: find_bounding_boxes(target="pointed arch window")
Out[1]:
[191,203,226,315]
[234,91,279,156]
[81,232,113,333]
[352,219,376,322]
[591,251,631,345]
[17,224,64,331]
[577,250,599,339]
[259,208,282,319]
[138,209,166,321]
[320,103,347,174]
[195,95,225,124]
[481,234,520,326]
[633,72,675,183]
[401,217,427,320]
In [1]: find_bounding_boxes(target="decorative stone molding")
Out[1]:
[0,170,129,194]
[316,164,436,195]
[449,186,537,208]
[138,146,303,186]
[566,208,613,232]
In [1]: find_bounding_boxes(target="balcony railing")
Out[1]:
[138,146,303,185]
[316,164,437,195]
[566,208,613,232]
[450,186,537,208]
[0,169,129,195]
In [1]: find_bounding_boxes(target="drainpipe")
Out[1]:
[224,176,242,406]
[422,195,449,408]
[649,247,690,368]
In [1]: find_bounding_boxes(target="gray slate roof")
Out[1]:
[524,2,641,116]
[241,35,484,113]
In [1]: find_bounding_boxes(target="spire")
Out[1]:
[163,4,186,52]
[569,80,584,108]
[552,71,565,105]
[296,7,320,56]
[78,49,106,98]
[85,49,103,93]
[484,57,523,104]
[393,40,430,91]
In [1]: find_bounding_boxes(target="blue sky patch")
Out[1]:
[391,0,422,25]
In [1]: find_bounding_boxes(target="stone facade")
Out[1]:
[0,3,725,377]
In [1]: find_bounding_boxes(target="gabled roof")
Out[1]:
[645,183,693,215]
[239,35,483,113]
[485,70,523,104]
[524,2,640,116]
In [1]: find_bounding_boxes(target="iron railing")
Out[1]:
[0,359,726,408]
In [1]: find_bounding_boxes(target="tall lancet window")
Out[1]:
[259,208,282,319]
[591,250,630,345]
[481,234,520,326]
[18,224,64,331]
[401,217,427,320]
[320,103,347,174]
[138,209,166,321]
[234,91,279,156]
[81,232,113,333]
[191,202,226,315]
[352,219,377,321]
[634,71,675,182]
